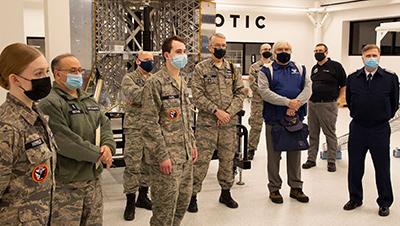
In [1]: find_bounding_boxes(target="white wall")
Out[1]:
[44,0,71,63]
[323,4,400,74]
[216,7,315,73]
[24,0,45,38]
[0,0,25,104]
[217,3,400,76]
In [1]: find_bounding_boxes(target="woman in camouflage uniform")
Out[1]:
[0,43,56,225]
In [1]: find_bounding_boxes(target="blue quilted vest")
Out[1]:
[261,61,307,124]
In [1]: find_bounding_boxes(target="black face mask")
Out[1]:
[314,52,326,62]
[139,60,154,73]
[262,51,272,59]
[18,76,52,101]
[213,48,226,59]
[276,52,291,64]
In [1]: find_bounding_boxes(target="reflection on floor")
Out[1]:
[103,101,400,226]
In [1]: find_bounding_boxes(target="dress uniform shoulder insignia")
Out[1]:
[167,109,180,120]
[353,69,363,77]
[383,68,396,75]
[32,163,49,183]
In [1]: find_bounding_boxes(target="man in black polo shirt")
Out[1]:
[302,43,346,172]
[343,44,399,217]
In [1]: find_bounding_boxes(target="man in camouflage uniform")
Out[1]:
[188,33,245,212]
[122,51,153,221]
[141,36,198,226]
[248,43,272,160]
[0,43,56,225]
[39,54,116,226]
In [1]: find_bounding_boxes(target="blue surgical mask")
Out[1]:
[171,54,188,69]
[364,57,379,69]
[65,73,83,90]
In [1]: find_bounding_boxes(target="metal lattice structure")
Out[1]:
[94,0,127,108]
[92,0,200,109]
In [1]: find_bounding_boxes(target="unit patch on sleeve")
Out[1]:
[167,109,180,120]
[32,163,49,183]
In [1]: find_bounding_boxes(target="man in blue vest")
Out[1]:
[258,41,311,204]
[343,44,399,217]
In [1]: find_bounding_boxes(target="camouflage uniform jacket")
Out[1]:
[249,60,265,103]
[0,93,56,225]
[192,58,245,127]
[121,68,150,130]
[38,84,116,183]
[141,66,196,165]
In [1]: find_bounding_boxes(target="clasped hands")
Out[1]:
[287,99,301,116]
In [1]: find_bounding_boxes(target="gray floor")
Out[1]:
[102,100,400,226]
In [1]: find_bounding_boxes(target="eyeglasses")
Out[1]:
[314,50,326,53]
[57,67,85,74]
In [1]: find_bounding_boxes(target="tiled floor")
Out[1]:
[102,100,400,226]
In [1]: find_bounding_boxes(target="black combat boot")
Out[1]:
[219,189,239,208]
[187,195,198,213]
[136,186,152,210]
[123,193,136,221]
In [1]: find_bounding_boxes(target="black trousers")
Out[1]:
[347,120,393,207]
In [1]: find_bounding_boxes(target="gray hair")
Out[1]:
[208,33,226,46]
[271,41,292,59]
[51,53,76,74]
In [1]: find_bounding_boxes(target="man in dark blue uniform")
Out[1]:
[344,44,399,217]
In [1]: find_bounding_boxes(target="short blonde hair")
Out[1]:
[362,44,381,54]
[0,43,42,90]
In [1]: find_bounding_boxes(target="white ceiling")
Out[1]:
[214,0,399,8]
[214,0,400,12]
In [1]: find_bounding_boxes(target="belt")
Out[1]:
[311,99,336,103]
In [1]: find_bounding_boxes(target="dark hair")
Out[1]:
[0,43,42,90]
[362,44,381,54]
[161,36,185,60]
[315,43,328,51]
[51,53,76,74]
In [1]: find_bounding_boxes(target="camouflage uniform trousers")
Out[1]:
[149,160,193,226]
[123,129,151,194]
[51,179,103,226]
[192,125,237,195]
[248,100,264,150]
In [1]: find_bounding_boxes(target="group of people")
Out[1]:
[248,41,398,217]
[0,31,398,226]
[121,34,245,226]
[0,44,115,225]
